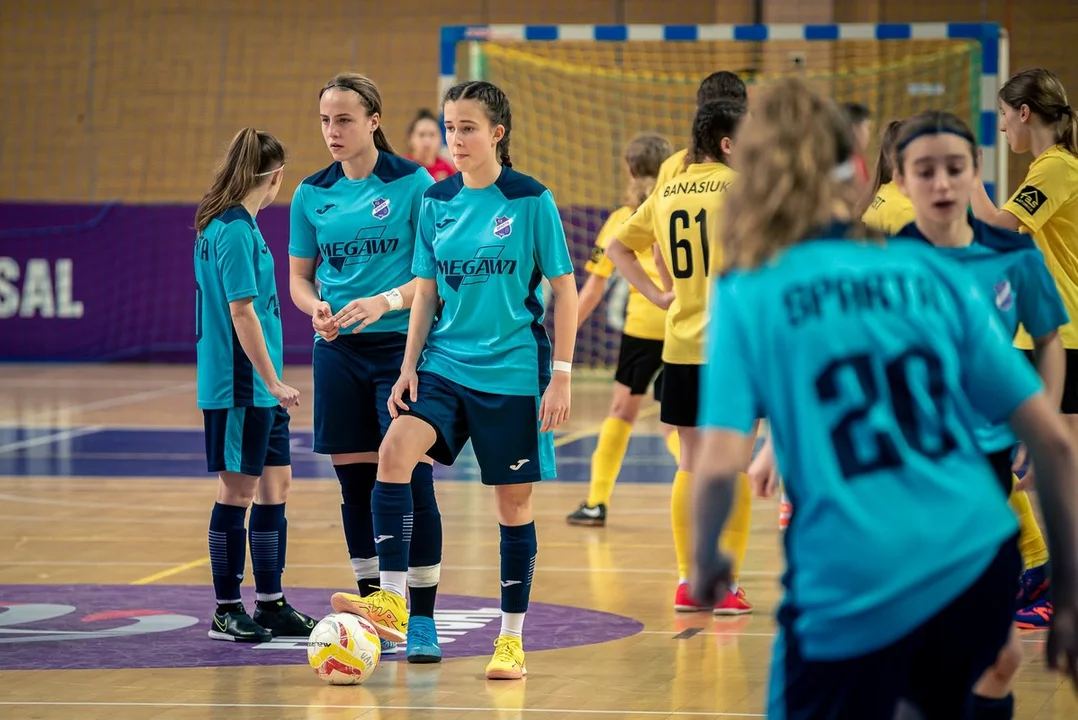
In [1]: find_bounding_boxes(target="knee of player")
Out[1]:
[608,396,640,423]
[494,484,534,520]
[377,434,420,480]
[992,632,1024,680]
[218,473,257,506]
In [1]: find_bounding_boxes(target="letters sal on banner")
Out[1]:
[0,257,83,319]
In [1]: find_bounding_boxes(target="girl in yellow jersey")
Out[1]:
[608,100,754,615]
[861,119,917,234]
[971,68,1078,630]
[566,133,680,527]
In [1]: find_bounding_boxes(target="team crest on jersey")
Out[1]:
[493,215,513,239]
[994,280,1014,311]
[372,197,391,220]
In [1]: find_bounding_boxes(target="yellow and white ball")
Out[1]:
[307,613,381,685]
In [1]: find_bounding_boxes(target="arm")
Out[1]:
[652,242,673,292]
[230,298,283,390]
[970,180,1023,230]
[1032,332,1066,410]
[288,255,323,317]
[401,278,439,372]
[607,240,672,309]
[576,273,608,329]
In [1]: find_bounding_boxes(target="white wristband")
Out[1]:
[552,360,572,374]
[382,288,403,311]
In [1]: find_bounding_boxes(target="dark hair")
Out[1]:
[842,102,872,125]
[697,71,748,106]
[407,108,440,138]
[194,128,285,233]
[442,81,513,168]
[858,119,905,217]
[319,73,395,155]
[1000,68,1078,157]
[623,133,673,208]
[689,100,747,166]
[893,110,978,176]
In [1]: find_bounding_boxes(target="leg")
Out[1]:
[715,419,760,615]
[971,627,1021,720]
[489,482,536,680]
[202,407,273,643]
[405,458,444,663]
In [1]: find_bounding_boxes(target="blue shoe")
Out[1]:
[1015,593,1052,629]
[381,638,399,655]
[406,615,442,664]
[1016,564,1049,610]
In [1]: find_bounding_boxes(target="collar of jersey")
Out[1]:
[802,220,853,242]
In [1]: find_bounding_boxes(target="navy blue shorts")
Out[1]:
[402,371,556,485]
[771,534,1020,719]
[203,405,291,477]
[312,332,407,455]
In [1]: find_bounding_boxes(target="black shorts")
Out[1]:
[203,405,291,477]
[659,362,699,427]
[773,534,1021,720]
[985,448,1016,497]
[614,334,664,397]
[1024,347,1078,414]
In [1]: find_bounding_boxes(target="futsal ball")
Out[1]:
[307,613,381,685]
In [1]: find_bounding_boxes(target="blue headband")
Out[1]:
[895,125,976,153]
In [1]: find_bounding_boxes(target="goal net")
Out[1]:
[440,23,1006,371]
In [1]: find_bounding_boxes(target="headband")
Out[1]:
[895,125,976,153]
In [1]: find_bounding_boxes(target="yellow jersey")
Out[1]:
[1005,145,1078,349]
[654,148,690,190]
[585,205,667,341]
[618,162,736,364]
[862,181,916,235]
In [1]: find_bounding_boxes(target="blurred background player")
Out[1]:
[607,99,754,615]
[566,131,679,527]
[692,77,1078,719]
[893,109,1068,720]
[654,70,748,188]
[970,67,1078,629]
[331,80,579,681]
[288,73,443,662]
[193,127,316,643]
[406,108,456,182]
[861,118,915,234]
[842,101,874,186]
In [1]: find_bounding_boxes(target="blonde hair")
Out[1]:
[320,73,395,155]
[194,128,285,233]
[720,78,858,271]
[623,133,671,208]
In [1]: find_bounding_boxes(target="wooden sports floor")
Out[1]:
[1,364,1075,719]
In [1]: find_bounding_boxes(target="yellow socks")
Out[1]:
[586,417,633,507]
[665,431,681,465]
[672,470,694,580]
[720,473,752,585]
[1010,475,1049,568]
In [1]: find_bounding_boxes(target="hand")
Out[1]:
[748,439,779,498]
[1047,601,1078,690]
[334,295,390,334]
[270,380,301,409]
[388,366,419,419]
[539,372,571,433]
[690,551,734,607]
[653,290,675,311]
[312,301,338,341]
[1013,444,1035,490]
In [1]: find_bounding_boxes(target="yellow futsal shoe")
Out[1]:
[330,589,408,644]
[485,634,527,680]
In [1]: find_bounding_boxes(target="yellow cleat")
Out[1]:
[485,634,527,680]
[330,589,408,644]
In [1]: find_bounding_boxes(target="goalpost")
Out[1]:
[439,23,1009,369]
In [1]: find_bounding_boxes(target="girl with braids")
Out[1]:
[691,77,1078,719]
[194,128,316,642]
[289,72,443,662]
[607,99,756,617]
[333,80,578,681]
[566,132,681,528]
[971,67,1078,629]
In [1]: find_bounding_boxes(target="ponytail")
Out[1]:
[1060,107,1078,157]
[194,128,286,233]
[1000,68,1078,157]
[373,127,395,154]
[856,118,903,218]
[497,139,512,169]
[625,176,656,210]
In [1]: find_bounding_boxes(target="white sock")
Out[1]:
[500,612,525,638]
[380,570,407,598]
[255,592,284,602]
[351,557,378,584]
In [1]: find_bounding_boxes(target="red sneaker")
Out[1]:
[674,582,708,612]
[714,586,753,616]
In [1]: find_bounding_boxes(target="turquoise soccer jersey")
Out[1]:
[700,228,1038,660]
[896,216,1068,452]
[195,206,283,409]
[412,166,575,396]
[289,153,435,334]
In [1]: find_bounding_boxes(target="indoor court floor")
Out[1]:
[1,364,1076,719]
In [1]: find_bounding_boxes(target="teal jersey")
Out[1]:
[412,166,575,396]
[194,206,283,409]
[288,153,435,335]
[896,216,1069,452]
[700,228,1039,661]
